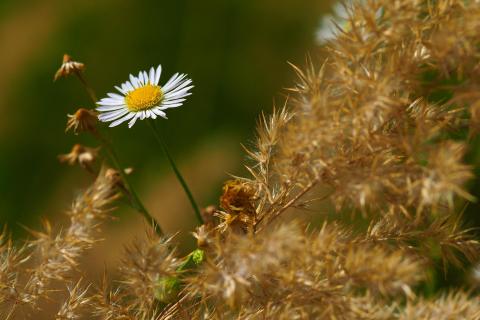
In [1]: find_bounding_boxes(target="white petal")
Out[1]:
[161,100,186,107]
[163,74,187,92]
[96,104,125,112]
[159,103,183,109]
[149,67,155,84]
[99,108,128,119]
[161,73,183,92]
[130,74,139,88]
[170,78,192,91]
[155,65,162,85]
[98,98,124,106]
[138,71,145,85]
[128,113,141,128]
[99,109,129,122]
[165,83,193,96]
[161,98,186,104]
[162,98,188,105]
[165,88,193,100]
[107,92,124,99]
[109,112,135,127]
[124,81,134,92]
[147,110,158,119]
[143,71,149,84]
[99,97,122,103]
[164,84,192,99]
[115,86,126,95]
[153,108,168,119]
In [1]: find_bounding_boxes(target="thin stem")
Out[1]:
[256,180,320,233]
[146,119,204,225]
[71,72,163,235]
[74,70,97,103]
[95,131,164,236]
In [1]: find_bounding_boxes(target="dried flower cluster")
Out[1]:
[0,167,120,318]
[91,234,179,320]
[174,0,480,318]
[66,108,98,135]
[2,0,480,319]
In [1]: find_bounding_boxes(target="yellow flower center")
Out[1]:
[125,85,163,112]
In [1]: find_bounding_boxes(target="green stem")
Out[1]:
[74,70,97,102]
[154,249,204,304]
[95,131,164,236]
[146,119,203,225]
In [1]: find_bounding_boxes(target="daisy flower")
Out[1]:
[96,65,193,128]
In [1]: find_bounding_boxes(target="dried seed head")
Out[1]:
[192,224,211,248]
[216,180,257,233]
[104,167,133,181]
[400,292,480,319]
[19,166,120,309]
[103,167,134,195]
[58,144,99,172]
[214,211,240,234]
[56,280,91,320]
[54,54,85,81]
[469,100,480,137]
[220,180,256,215]
[119,233,179,317]
[66,108,98,134]
[201,205,217,227]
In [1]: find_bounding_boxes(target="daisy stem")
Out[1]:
[94,130,164,236]
[146,119,204,225]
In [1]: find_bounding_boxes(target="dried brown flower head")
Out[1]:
[54,54,85,81]
[58,144,100,173]
[216,180,257,233]
[200,205,217,227]
[192,224,211,248]
[66,108,98,134]
[103,167,133,195]
[220,180,256,215]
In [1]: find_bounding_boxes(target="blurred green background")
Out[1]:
[0,0,333,239]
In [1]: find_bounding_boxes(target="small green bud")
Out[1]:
[192,249,205,266]
[154,249,205,304]
[154,276,181,304]
[177,249,205,272]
